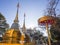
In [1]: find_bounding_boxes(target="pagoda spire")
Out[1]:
[11,2,20,29]
[14,2,19,23]
[22,13,26,32]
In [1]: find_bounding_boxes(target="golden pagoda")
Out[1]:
[2,2,21,43]
[22,13,26,33]
[2,2,30,44]
[22,13,30,43]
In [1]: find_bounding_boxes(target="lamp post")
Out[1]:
[38,16,55,45]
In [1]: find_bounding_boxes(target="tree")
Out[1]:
[32,30,44,44]
[50,17,60,44]
[0,13,9,41]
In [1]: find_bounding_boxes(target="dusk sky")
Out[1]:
[0,0,60,29]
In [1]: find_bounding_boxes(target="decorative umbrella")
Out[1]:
[38,16,55,45]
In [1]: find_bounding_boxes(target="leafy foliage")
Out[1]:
[0,13,9,36]
[50,17,60,42]
[0,13,5,20]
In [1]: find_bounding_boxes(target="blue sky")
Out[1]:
[0,0,60,29]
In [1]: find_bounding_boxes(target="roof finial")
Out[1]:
[22,13,26,32]
[14,2,20,23]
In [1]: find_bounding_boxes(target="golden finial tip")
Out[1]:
[17,2,19,8]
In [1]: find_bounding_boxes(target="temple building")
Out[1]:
[2,2,30,44]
